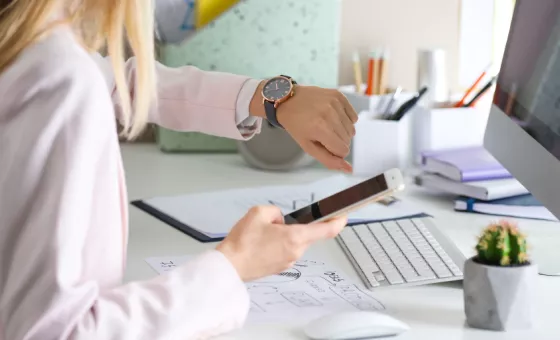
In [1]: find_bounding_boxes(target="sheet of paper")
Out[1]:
[142,184,316,237]
[145,256,385,324]
[141,174,424,238]
[145,255,192,274]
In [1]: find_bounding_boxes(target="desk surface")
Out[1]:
[122,144,560,340]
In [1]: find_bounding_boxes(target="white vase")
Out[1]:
[463,257,538,331]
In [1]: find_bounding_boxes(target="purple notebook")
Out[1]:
[421,146,512,182]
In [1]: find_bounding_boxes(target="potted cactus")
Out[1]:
[463,220,538,331]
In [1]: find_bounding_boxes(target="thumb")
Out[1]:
[248,205,285,223]
[299,215,348,243]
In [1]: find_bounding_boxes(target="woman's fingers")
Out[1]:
[295,215,348,244]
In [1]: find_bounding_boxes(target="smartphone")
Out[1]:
[283,168,405,224]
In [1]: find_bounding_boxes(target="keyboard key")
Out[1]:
[374,272,386,282]
[363,271,380,287]
[385,271,404,284]
[340,228,360,243]
[432,264,453,278]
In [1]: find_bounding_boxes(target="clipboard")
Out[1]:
[131,200,223,243]
[131,199,430,243]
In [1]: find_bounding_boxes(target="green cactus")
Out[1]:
[475,220,529,266]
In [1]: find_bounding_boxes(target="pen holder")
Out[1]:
[339,85,416,114]
[412,104,490,162]
[351,110,413,177]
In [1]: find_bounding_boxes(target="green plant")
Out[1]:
[475,220,529,266]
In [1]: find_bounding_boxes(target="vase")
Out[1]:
[463,256,538,331]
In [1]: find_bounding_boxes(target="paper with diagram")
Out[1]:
[145,256,385,324]
[135,174,424,239]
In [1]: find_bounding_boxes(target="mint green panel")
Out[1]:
[157,0,341,152]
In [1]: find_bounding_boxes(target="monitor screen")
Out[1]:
[494,0,560,160]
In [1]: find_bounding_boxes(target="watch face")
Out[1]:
[263,77,292,101]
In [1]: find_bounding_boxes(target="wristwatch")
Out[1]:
[262,75,297,128]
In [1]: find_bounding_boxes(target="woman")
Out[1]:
[0,1,357,339]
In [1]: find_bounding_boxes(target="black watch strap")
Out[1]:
[265,101,283,128]
[264,75,297,129]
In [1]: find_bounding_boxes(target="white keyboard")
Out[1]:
[337,217,465,289]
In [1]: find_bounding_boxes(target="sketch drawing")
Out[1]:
[282,291,323,307]
[159,261,176,269]
[268,193,315,211]
[250,301,265,313]
[146,255,386,324]
[330,284,385,311]
[323,271,346,284]
[294,259,325,267]
[252,268,301,283]
[247,285,278,294]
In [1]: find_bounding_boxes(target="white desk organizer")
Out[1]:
[352,109,414,177]
[339,85,416,117]
[412,105,490,162]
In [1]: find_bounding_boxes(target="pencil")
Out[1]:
[505,83,517,115]
[352,51,363,93]
[365,49,378,96]
[464,76,497,107]
[378,48,389,95]
[372,49,380,95]
[454,64,491,107]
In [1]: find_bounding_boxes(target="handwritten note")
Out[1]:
[145,256,385,324]
[145,256,191,274]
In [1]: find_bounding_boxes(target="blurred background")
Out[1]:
[131,0,515,174]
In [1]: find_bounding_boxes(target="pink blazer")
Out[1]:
[0,26,262,339]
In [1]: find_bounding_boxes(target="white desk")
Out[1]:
[122,144,560,340]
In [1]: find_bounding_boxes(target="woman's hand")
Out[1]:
[250,83,358,173]
[216,205,347,282]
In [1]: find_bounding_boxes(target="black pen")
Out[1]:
[463,76,497,107]
[388,86,428,121]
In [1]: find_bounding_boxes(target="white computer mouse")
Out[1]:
[303,310,410,340]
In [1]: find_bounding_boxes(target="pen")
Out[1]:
[352,51,363,93]
[463,76,497,107]
[454,64,491,108]
[388,86,428,121]
[383,86,402,116]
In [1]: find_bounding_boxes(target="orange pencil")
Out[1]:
[365,49,379,96]
[454,64,491,107]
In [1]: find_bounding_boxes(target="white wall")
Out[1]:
[339,0,462,92]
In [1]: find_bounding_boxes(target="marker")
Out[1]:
[389,86,428,121]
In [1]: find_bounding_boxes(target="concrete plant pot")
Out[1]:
[463,257,538,331]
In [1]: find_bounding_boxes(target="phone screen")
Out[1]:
[283,174,389,224]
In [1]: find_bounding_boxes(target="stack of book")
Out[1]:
[414,146,558,221]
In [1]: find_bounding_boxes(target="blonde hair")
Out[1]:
[0,0,156,139]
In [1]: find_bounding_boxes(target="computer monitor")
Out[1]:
[484,0,560,276]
